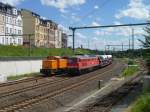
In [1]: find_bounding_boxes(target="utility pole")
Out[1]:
[122,43,124,51]
[69,27,76,53]
[28,34,32,57]
[108,45,110,54]
[129,36,130,50]
[69,22,150,54]
[132,28,134,50]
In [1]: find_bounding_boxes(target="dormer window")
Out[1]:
[13,9,17,15]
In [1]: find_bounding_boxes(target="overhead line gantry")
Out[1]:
[69,22,150,53]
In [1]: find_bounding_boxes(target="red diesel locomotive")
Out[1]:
[67,56,101,74]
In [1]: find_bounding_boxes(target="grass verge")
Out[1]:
[122,66,139,77]
[121,58,139,77]
[7,73,37,81]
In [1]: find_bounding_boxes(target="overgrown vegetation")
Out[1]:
[122,66,139,77]
[0,45,101,57]
[121,59,139,77]
[131,89,150,112]
[7,73,37,81]
[131,24,150,112]
[139,25,150,74]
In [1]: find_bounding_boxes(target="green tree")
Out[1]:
[140,25,150,48]
[140,25,150,74]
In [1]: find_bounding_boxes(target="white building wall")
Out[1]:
[0,5,23,46]
[55,29,62,48]
[58,30,62,48]
[5,13,23,45]
[0,13,5,45]
[55,30,58,48]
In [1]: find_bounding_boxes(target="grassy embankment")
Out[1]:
[121,58,150,112]
[0,45,98,57]
[1,45,99,80]
[130,58,150,112]
[121,59,139,77]
[131,89,150,112]
[7,73,38,81]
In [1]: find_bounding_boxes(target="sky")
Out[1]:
[1,0,150,50]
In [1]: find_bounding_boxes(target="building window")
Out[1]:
[14,19,16,25]
[7,9,11,14]
[13,9,17,15]
[10,17,12,24]
[10,28,12,34]
[2,37,5,44]
[14,29,16,34]
[18,20,22,26]
[18,39,22,45]
[6,38,8,45]
[6,27,8,33]
[10,38,12,44]
[6,17,8,23]
[18,30,21,35]
[2,26,4,33]
[2,16,5,22]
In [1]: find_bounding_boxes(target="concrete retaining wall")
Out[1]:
[0,60,42,77]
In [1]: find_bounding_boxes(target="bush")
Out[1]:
[128,59,134,65]
[132,91,150,112]
[146,57,150,75]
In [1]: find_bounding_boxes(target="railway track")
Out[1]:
[0,73,70,94]
[0,77,70,98]
[0,61,121,112]
[0,75,43,87]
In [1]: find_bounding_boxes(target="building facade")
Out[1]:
[0,2,23,45]
[62,33,68,48]
[21,9,59,48]
[55,29,62,48]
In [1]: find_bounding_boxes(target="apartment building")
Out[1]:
[21,9,59,48]
[0,2,23,45]
[55,29,62,48]
[62,33,68,48]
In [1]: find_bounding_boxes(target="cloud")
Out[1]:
[41,16,47,20]
[58,24,70,34]
[115,0,150,20]
[76,32,86,39]
[41,0,86,12]
[91,21,100,26]
[71,15,80,22]
[92,21,144,50]
[94,5,99,9]
[0,0,24,6]
[94,21,145,37]
[60,9,69,13]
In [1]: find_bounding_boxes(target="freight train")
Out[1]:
[40,55,112,76]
